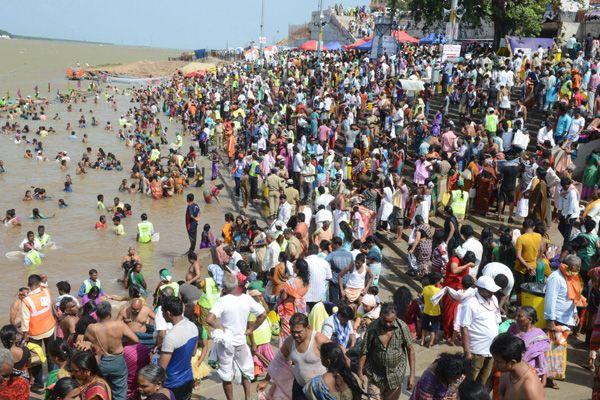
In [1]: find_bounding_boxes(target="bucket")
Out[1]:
[520,282,546,329]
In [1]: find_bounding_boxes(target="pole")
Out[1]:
[260,0,265,53]
[317,0,324,60]
[449,0,458,44]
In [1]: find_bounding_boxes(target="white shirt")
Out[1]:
[19,238,42,251]
[210,294,265,345]
[293,153,304,173]
[459,292,501,356]
[558,186,580,219]
[315,209,333,229]
[568,116,585,141]
[316,193,335,211]
[537,127,555,147]
[462,237,483,277]
[481,262,514,297]
[227,251,243,273]
[332,209,350,237]
[263,241,281,272]
[278,202,292,224]
[299,206,313,226]
[155,306,173,333]
[304,255,333,303]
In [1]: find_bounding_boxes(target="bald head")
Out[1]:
[130,298,143,311]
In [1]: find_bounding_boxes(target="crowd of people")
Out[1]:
[1,20,600,400]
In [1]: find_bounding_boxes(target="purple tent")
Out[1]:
[506,36,555,54]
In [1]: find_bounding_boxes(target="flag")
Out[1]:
[5,90,9,99]
[48,82,50,93]
[17,89,21,98]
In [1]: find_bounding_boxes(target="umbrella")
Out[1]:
[392,30,419,43]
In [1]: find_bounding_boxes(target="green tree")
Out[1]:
[403,0,551,49]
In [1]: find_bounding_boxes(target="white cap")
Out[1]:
[476,276,501,293]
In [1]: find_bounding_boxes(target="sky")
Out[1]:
[0,0,367,50]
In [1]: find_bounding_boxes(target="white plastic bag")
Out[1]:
[516,198,529,217]
[407,253,419,271]
[512,129,530,150]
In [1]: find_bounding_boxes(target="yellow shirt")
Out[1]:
[515,232,542,274]
[422,285,441,316]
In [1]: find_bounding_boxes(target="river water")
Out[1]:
[0,39,222,321]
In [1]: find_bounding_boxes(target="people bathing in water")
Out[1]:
[58,199,68,208]
[3,209,20,226]
[23,190,33,201]
[95,215,107,229]
[30,208,55,219]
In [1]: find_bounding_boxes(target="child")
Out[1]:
[221,213,234,245]
[63,181,72,192]
[352,205,364,239]
[97,194,106,211]
[124,203,132,217]
[421,272,443,347]
[211,150,219,181]
[119,179,128,192]
[431,230,449,275]
[58,199,68,208]
[199,224,216,249]
[113,216,125,236]
[203,184,224,204]
[95,215,107,229]
[247,282,275,377]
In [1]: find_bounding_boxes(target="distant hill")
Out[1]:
[0,29,11,37]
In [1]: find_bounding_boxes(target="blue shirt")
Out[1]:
[162,318,198,388]
[544,270,577,326]
[555,114,572,138]
[326,249,353,286]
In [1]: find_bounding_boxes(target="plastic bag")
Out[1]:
[407,253,419,271]
[516,198,529,217]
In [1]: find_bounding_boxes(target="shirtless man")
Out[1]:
[84,301,139,400]
[59,297,79,340]
[116,298,155,334]
[491,333,544,400]
[9,287,29,329]
[185,251,202,286]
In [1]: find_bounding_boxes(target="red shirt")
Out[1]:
[0,374,29,400]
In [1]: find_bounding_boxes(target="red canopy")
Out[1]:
[299,40,320,51]
[392,30,419,43]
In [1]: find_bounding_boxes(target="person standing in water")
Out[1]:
[137,213,155,244]
[185,193,200,255]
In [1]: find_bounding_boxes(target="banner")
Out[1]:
[442,44,461,61]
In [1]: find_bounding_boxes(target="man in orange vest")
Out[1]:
[21,274,56,392]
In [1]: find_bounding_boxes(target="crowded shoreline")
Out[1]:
[0,16,600,400]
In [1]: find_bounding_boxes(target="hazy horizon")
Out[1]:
[0,0,368,50]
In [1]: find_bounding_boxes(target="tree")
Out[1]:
[403,0,551,49]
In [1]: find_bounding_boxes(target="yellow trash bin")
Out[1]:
[520,283,546,329]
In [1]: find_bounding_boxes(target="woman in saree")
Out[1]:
[441,249,475,341]
[508,306,551,386]
[304,342,366,400]
[149,176,163,200]
[474,166,497,216]
[69,351,111,400]
[277,259,310,343]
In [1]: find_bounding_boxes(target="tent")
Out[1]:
[184,70,206,79]
[344,37,371,50]
[299,40,321,51]
[355,39,374,51]
[392,30,419,43]
[326,41,342,51]
[419,33,447,45]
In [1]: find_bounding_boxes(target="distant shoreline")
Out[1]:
[5,34,185,52]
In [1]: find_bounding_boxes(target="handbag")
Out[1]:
[407,253,419,271]
[512,129,530,149]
